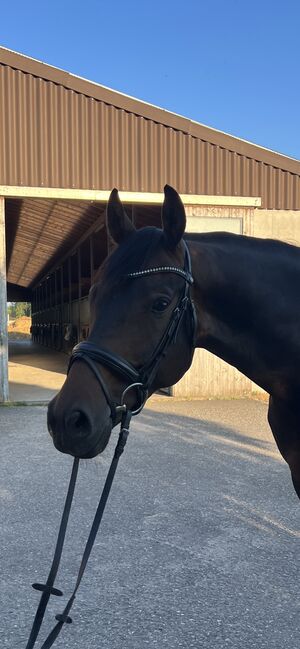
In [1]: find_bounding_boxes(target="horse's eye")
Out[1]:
[152,298,170,313]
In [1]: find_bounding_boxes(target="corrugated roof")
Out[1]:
[1,46,299,175]
[2,46,300,289]
[0,48,300,197]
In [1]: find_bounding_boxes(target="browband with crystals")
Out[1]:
[127,266,193,284]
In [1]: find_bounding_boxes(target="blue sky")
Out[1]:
[1,1,300,159]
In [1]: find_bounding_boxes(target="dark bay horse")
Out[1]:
[48,186,300,499]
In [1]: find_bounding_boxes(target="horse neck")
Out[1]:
[188,233,300,395]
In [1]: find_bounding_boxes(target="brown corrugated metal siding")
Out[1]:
[1,50,300,210]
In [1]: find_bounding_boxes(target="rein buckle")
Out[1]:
[115,404,127,414]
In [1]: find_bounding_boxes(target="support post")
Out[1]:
[77,247,81,343]
[68,257,71,322]
[60,265,64,335]
[131,203,136,227]
[0,197,9,402]
[89,235,94,287]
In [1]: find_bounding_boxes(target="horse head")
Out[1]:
[47,186,196,457]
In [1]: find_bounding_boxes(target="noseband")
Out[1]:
[68,240,196,421]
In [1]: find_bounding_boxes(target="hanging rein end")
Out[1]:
[55,594,76,626]
[32,583,63,597]
[55,613,73,624]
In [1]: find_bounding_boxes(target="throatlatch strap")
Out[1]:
[25,409,132,649]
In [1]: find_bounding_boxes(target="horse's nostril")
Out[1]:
[68,410,83,428]
[65,410,91,437]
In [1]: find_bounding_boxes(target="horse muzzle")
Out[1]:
[47,396,112,458]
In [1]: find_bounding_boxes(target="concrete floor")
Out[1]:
[0,400,299,649]
[8,340,68,402]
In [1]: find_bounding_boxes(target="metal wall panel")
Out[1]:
[1,62,300,209]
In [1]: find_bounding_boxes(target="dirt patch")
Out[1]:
[8,316,31,340]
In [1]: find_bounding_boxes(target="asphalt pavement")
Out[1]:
[0,399,299,649]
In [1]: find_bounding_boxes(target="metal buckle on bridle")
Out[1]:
[120,381,148,416]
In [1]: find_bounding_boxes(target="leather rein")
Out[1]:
[24,240,196,649]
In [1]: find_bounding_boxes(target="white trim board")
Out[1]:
[0,186,262,207]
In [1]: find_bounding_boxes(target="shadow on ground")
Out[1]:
[8,340,68,372]
[142,404,275,457]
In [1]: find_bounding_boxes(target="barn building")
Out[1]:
[1,46,300,402]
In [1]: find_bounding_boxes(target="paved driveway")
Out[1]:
[0,399,299,648]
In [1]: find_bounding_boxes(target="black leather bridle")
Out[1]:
[68,239,196,421]
[25,239,196,649]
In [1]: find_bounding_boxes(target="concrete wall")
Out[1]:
[173,204,300,399]
[253,209,300,246]
[173,349,253,398]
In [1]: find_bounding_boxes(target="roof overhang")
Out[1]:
[1,46,300,175]
[2,186,261,290]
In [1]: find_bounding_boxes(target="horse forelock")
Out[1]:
[97,226,164,288]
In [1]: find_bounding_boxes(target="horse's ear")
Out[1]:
[106,188,135,244]
[162,185,186,247]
